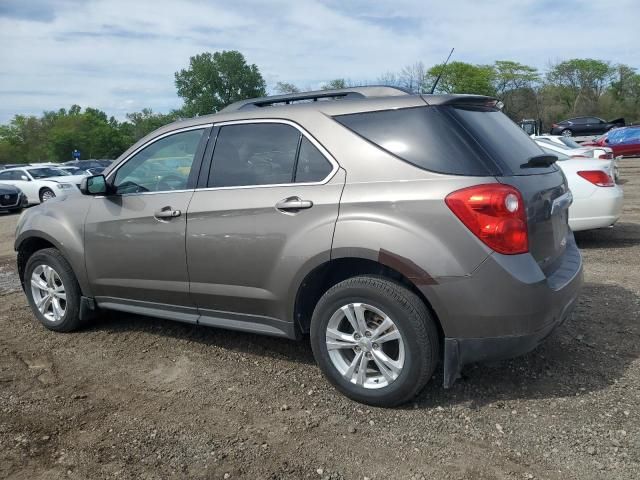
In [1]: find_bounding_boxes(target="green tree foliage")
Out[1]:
[426,61,496,96]
[321,79,347,90]
[275,82,300,94]
[175,51,266,115]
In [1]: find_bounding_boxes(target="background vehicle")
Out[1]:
[0,184,27,213]
[550,116,624,136]
[540,146,622,231]
[15,88,583,407]
[583,126,640,157]
[533,135,619,180]
[0,166,84,204]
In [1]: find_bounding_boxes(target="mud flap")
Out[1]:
[443,338,462,388]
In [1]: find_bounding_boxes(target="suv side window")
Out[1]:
[209,123,300,188]
[295,137,333,183]
[113,128,205,194]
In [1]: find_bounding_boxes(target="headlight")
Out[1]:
[56,183,74,190]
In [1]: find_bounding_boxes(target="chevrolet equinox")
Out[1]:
[15,87,583,407]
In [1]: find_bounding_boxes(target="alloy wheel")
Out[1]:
[30,264,67,322]
[325,302,405,389]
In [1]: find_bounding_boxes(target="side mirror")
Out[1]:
[80,174,108,195]
[604,138,610,144]
[20,175,30,181]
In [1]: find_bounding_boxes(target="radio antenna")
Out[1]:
[429,48,455,94]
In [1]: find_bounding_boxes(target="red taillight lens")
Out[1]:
[599,152,614,160]
[551,123,558,128]
[445,184,529,255]
[577,170,615,187]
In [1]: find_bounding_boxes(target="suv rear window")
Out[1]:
[334,106,553,176]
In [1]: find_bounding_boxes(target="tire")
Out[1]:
[39,188,56,203]
[24,248,83,332]
[310,276,440,407]
[561,129,573,137]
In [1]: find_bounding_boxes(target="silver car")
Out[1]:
[15,87,583,406]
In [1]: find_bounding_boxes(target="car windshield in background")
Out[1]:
[541,146,569,161]
[28,167,70,179]
[558,137,581,148]
[63,167,83,175]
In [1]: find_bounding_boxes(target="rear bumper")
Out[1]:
[569,185,623,231]
[427,236,583,388]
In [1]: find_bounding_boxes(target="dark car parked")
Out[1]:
[550,116,624,137]
[0,184,27,213]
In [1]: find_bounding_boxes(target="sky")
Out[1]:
[1,0,639,124]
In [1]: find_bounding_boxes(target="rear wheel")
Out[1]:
[24,248,83,332]
[39,188,56,203]
[561,129,573,137]
[310,276,439,407]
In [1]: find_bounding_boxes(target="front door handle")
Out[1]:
[154,207,182,220]
[275,197,313,212]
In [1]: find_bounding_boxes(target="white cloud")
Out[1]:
[0,0,638,123]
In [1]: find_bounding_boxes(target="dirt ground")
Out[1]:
[1,161,639,480]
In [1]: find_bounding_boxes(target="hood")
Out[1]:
[43,174,87,184]
[0,183,20,194]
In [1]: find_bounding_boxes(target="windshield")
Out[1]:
[558,137,581,148]
[541,146,569,161]
[28,167,71,179]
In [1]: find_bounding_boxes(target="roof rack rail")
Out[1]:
[221,86,411,112]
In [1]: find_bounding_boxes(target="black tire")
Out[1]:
[39,188,56,203]
[24,248,83,332]
[561,129,573,137]
[310,276,440,407]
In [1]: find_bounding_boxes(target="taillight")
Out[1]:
[599,152,614,160]
[577,170,615,187]
[445,184,529,255]
[551,123,558,128]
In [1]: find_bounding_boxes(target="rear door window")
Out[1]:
[209,123,300,187]
[295,137,333,183]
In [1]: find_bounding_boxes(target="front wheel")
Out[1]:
[39,188,56,203]
[561,129,573,137]
[24,248,83,332]
[310,276,440,407]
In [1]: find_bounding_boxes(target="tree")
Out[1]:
[545,58,615,114]
[492,61,541,121]
[399,62,428,93]
[274,82,300,94]
[426,61,495,96]
[123,108,182,141]
[321,79,347,90]
[175,51,266,116]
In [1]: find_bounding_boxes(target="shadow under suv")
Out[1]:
[15,87,583,407]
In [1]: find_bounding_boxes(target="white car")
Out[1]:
[540,146,623,231]
[0,166,85,205]
[534,137,620,181]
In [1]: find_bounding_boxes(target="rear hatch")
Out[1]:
[447,103,571,275]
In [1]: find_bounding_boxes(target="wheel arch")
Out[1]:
[16,231,90,296]
[293,255,444,342]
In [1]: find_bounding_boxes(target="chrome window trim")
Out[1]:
[105,124,212,186]
[197,118,339,192]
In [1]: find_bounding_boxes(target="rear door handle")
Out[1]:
[154,207,182,219]
[275,197,313,212]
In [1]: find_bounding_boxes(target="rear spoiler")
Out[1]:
[421,94,502,109]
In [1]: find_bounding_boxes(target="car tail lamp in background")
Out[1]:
[577,170,615,187]
[445,184,529,255]
[551,123,558,128]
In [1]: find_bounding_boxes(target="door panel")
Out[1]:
[186,170,345,323]
[85,191,195,307]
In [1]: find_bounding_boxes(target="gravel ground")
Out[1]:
[1,160,639,480]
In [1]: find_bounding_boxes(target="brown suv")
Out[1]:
[15,87,582,406]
